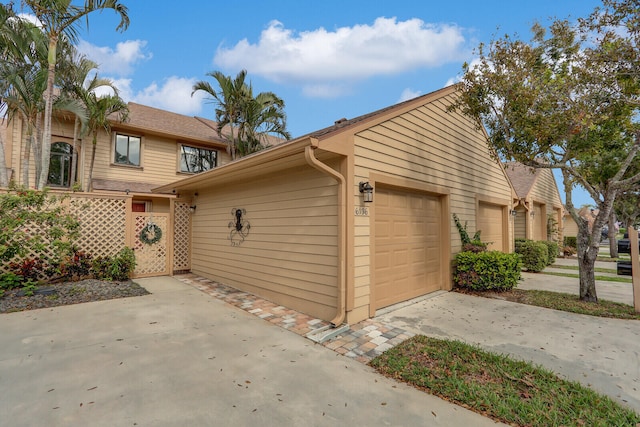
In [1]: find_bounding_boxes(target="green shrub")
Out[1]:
[540,241,559,265]
[0,272,24,290]
[516,240,548,272]
[514,238,530,253]
[454,251,522,291]
[0,185,79,265]
[564,236,577,249]
[92,247,136,281]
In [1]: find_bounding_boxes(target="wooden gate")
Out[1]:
[133,213,170,277]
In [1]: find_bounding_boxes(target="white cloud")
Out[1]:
[76,39,151,76]
[214,17,470,98]
[126,76,204,116]
[398,88,422,102]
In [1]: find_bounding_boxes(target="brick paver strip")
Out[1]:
[177,274,414,363]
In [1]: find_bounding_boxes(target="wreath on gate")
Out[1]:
[140,223,162,245]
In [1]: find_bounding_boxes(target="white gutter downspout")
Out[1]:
[304,144,346,327]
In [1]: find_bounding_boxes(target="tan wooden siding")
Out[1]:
[352,93,512,319]
[563,214,579,238]
[514,206,527,239]
[190,166,340,321]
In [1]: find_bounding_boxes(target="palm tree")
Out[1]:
[57,50,119,189]
[192,69,291,160]
[0,2,43,186]
[192,70,250,160]
[84,93,128,191]
[21,0,129,190]
[236,91,290,156]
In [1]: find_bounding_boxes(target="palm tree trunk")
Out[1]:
[87,132,98,192]
[21,121,31,187]
[38,36,58,190]
[0,130,9,187]
[70,118,79,188]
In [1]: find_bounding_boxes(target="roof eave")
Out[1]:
[152,137,316,193]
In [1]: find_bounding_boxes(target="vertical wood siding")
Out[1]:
[190,166,340,321]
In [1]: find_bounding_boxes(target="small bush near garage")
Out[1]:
[540,240,559,265]
[516,240,548,272]
[454,251,522,291]
[514,238,529,253]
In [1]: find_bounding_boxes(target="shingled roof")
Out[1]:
[503,161,541,199]
[109,103,228,148]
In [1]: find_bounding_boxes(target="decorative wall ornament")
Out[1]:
[140,222,162,245]
[228,208,250,246]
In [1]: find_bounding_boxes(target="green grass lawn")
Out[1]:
[371,336,640,427]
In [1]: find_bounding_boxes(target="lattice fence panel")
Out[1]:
[69,196,127,258]
[2,219,60,281]
[173,202,191,272]
[133,214,168,276]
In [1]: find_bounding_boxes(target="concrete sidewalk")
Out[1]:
[375,291,640,414]
[519,257,634,306]
[0,276,506,427]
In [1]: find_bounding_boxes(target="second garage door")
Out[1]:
[374,187,442,310]
[477,202,505,252]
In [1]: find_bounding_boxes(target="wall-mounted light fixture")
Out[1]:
[530,211,536,218]
[510,209,517,217]
[190,192,198,214]
[359,181,374,203]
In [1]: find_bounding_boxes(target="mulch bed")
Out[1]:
[0,279,150,313]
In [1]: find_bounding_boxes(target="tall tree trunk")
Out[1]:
[576,222,599,302]
[609,210,618,258]
[38,36,58,190]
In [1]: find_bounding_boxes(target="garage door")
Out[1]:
[477,202,505,252]
[533,203,545,241]
[374,187,442,310]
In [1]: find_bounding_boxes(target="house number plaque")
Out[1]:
[354,207,369,216]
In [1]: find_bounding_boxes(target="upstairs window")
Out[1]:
[114,134,141,166]
[47,142,74,187]
[180,145,217,173]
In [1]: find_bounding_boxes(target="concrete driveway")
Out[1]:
[0,277,505,427]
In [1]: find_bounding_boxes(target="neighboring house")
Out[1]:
[3,102,233,211]
[563,206,580,239]
[504,162,564,243]
[155,85,515,325]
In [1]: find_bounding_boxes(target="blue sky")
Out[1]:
[18,0,604,206]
